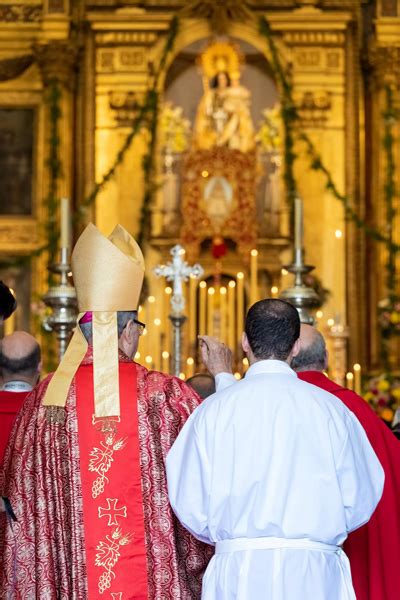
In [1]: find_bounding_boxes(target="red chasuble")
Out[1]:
[298,370,400,600]
[0,390,29,464]
[0,350,213,599]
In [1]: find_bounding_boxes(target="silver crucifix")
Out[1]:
[154,245,204,376]
[154,245,203,316]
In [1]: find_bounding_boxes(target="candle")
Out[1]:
[294,197,303,252]
[220,286,227,344]
[228,280,236,351]
[186,356,194,378]
[353,363,361,395]
[60,197,71,250]
[237,272,244,349]
[271,286,279,298]
[199,281,207,334]
[162,350,169,374]
[189,275,197,350]
[153,317,161,371]
[3,313,15,336]
[250,249,258,306]
[207,287,215,336]
[346,372,354,391]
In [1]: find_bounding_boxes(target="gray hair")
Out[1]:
[79,311,137,343]
[291,328,327,372]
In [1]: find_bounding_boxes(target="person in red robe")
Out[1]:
[0,331,41,463]
[0,224,211,599]
[292,324,400,600]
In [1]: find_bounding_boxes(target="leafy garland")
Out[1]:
[258,16,400,256]
[78,16,179,249]
[0,81,62,285]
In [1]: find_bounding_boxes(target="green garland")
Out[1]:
[0,81,63,282]
[78,16,179,249]
[259,17,297,207]
[258,16,400,256]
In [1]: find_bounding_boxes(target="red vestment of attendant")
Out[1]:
[0,350,213,599]
[0,390,29,464]
[298,370,400,600]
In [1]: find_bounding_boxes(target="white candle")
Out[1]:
[199,281,207,335]
[250,249,258,307]
[294,197,303,252]
[237,272,244,349]
[60,197,71,250]
[207,287,215,336]
[346,372,354,391]
[353,364,361,395]
[228,280,236,352]
[220,286,227,344]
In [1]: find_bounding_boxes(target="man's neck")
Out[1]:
[2,380,33,392]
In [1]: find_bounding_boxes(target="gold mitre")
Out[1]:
[72,223,144,312]
[42,223,145,418]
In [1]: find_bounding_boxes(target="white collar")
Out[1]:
[246,359,296,378]
[2,381,33,392]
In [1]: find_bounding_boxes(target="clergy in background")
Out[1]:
[292,323,400,600]
[166,299,384,600]
[0,331,41,463]
[0,224,212,599]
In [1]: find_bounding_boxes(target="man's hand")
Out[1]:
[198,336,233,377]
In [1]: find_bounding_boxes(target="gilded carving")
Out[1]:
[0,55,34,82]
[369,45,400,87]
[95,32,157,46]
[283,32,345,46]
[97,48,146,73]
[0,221,39,247]
[295,90,332,126]
[292,47,342,71]
[33,41,79,89]
[0,4,42,22]
[181,0,253,34]
[109,91,138,127]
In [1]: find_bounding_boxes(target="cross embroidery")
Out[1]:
[98,498,127,526]
[111,593,123,599]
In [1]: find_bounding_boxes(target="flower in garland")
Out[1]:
[159,102,191,154]
[364,373,400,423]
[377,297,400,335]
[256,103,282,153]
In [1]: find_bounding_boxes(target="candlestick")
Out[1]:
[250,249,258,306]
[207,287,215,336]
[294,197,303,253]
[199,281,207,334]
[60,197,71,250]
[237,272,244,349]
[346,372,354,391]
[353,363,361,395]
[220,286,227,344]
[228,280,236,351]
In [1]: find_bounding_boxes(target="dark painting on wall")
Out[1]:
[0,108,34,215]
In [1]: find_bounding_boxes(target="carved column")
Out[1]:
[33,40,78,222]
[366,42,400,370]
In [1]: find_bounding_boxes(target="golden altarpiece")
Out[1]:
[0,0,399,384]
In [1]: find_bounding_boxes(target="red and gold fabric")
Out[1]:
[0,350,213,598]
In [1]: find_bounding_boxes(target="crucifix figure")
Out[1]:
[154,245,204,376]
[154,245,203,316]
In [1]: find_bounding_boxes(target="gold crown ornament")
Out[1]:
[42,223,145,418]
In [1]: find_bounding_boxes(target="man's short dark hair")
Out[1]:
[245,299,300,361]
[0,345,41,378]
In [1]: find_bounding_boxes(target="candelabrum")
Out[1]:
[280,248,321,324]
[42,247,78,360]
